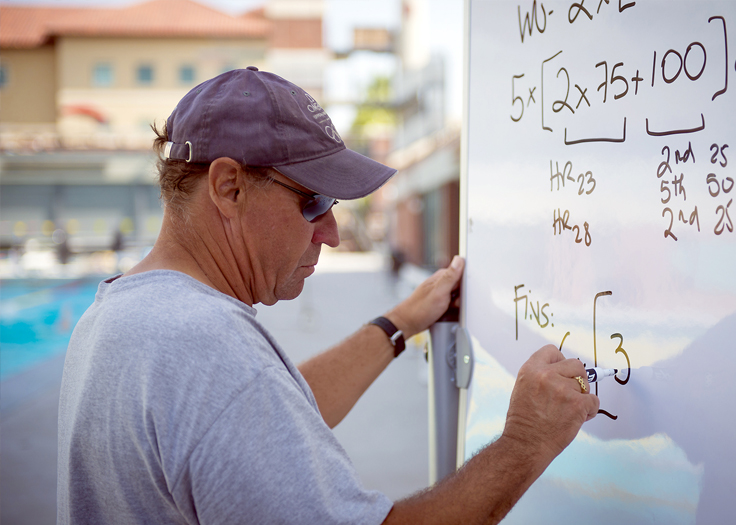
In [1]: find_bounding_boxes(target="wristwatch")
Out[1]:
[369,316,406,358]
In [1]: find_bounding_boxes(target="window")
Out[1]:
[136,65,154,86]
[179,65,195,85]
[92,63,114,87]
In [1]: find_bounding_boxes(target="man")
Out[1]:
[58,68,599,524]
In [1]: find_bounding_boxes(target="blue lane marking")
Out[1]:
[0,278,101,380]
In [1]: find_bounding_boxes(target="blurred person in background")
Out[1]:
[57,68,598,524]
[55,229,71,265]
[110,228,124,253]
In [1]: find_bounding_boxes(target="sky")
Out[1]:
[2,0,465,123]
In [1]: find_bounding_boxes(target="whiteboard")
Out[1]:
[462,2,736,523]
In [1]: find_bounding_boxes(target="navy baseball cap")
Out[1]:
[163,67,397,200]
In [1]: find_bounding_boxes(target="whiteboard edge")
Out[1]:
[456,0,472,469]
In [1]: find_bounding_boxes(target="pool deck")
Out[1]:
[1,353,66,525]
[1,257,433,523]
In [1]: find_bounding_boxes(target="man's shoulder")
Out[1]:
[74,270,281,381]
[105,270,253,314]
[97,270,256,333]
[63,269,294,438]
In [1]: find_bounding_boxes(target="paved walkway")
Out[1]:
[1,253,432,523]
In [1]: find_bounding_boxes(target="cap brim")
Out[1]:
[273,148,397,200]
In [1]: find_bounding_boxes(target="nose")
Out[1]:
[312,208,340,248]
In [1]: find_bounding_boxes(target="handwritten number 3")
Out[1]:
[611,333,630,385]
[577,171,596,195]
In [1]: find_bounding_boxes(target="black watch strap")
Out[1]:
[369,316,406,358]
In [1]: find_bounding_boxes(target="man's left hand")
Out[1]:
[385,255,464,339]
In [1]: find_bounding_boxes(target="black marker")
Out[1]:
[586,367,618,383]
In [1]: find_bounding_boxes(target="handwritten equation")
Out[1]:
[511,1,735,243]
[513,2,730,142]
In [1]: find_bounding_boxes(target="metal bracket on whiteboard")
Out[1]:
[429,319,475,483]
[455,327,474,389]
[429,319,459,482]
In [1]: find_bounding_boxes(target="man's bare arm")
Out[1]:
[298,256,465,428]
[384,346,600,524]
[299,255,600,521]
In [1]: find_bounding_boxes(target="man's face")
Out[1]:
[238,170,340,306]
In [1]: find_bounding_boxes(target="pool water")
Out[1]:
[0,278,103,380]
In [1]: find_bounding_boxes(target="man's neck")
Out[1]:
[124,211,255,306]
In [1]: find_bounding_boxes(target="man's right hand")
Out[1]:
[384,344,600,525]
[503,344,600,464]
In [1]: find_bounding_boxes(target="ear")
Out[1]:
[208,157,245,218]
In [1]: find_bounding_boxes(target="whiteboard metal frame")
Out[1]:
[455,0,472,471]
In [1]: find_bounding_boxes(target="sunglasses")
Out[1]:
[270,178,339,222]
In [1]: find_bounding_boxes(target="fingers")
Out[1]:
[554,357,586,379]
[506,344,601,461]
[440,255,464,292]
[560,361,598,421]
[436,257,463,314]
[584,393,601,421]
[528,344,566,365]
[528,347,592,394]
[385,257,465,338]
[561,360,599,421]
[450,288,461,308]
[445,257,464,308]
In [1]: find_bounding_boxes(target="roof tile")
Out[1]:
[0,0,270,49]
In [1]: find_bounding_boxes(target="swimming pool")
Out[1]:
[0,278,103,380]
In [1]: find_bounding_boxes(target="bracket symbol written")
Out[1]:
[559,291,631,421]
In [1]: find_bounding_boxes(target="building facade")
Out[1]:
[0,0,326,258]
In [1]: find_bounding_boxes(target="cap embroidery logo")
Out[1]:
[304,93,342,144]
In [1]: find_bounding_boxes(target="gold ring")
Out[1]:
[574,376,587,393]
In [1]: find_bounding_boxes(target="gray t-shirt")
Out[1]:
[57,270,392,524]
